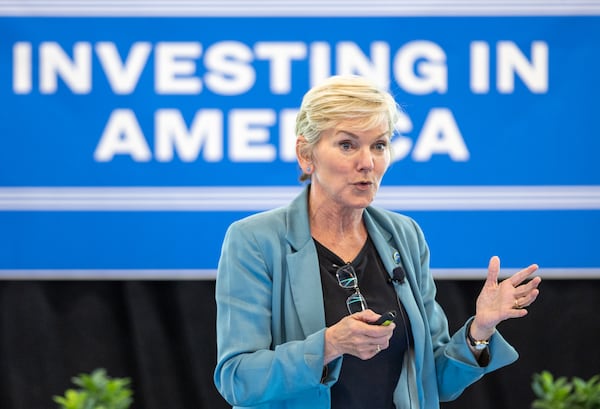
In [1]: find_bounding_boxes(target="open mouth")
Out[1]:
[354,181,373,188]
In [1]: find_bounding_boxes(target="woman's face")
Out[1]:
[308,120,391,211]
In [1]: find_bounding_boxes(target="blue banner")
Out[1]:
[1,5,598,278]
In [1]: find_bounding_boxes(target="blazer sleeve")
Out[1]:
[213,220,328,407]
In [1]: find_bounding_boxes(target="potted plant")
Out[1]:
[53,368,133,409]
[532,370,600,409]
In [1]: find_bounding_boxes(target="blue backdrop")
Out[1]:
[1,6,598,278]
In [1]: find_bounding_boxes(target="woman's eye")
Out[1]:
[340,142,353,150]
[374,142,388,151]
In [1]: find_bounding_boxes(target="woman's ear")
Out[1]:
[296,136,312,171]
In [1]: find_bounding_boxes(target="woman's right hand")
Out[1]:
[323,309,396,364]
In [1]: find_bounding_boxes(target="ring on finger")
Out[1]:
[514,298,521,309]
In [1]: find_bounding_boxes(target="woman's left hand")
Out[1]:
[470,256,541,340]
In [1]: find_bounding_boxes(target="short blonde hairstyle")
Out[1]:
[295,75,401,181]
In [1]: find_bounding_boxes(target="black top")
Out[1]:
[315,236,413,409]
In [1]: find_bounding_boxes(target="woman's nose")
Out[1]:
[357,148,374,171]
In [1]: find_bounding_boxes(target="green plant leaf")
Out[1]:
[53,368,133,409]
[531,372,600,409]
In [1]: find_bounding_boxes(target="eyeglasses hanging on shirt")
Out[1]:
[334,263,368,314]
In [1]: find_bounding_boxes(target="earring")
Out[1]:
[306,166,311,173]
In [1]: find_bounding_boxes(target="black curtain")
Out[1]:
[1,279,598,409]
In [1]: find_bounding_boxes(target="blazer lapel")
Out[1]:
[364,210,426,364]
[285,186,326,337]
[287,244,325,337]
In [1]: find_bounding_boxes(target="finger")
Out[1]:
[350,309,380,324]
[508,307,529,319]
[486,256,500,284]
[515,287,541,308]
[375,339,390,352]
[509,264,540,287]
[514,275,542,297]
[363,324,396,341]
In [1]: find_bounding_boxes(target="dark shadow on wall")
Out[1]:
[0,279,597,409]
[437,279,600,409]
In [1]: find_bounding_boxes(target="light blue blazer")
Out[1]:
[214,187,518,409]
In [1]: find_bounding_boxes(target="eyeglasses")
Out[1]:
[335,263,368,314]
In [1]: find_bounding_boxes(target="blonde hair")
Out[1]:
[295,75,401,181]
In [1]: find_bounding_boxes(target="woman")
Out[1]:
[214,75,541,409]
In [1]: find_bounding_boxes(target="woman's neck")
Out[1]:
[308,197,367,262]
